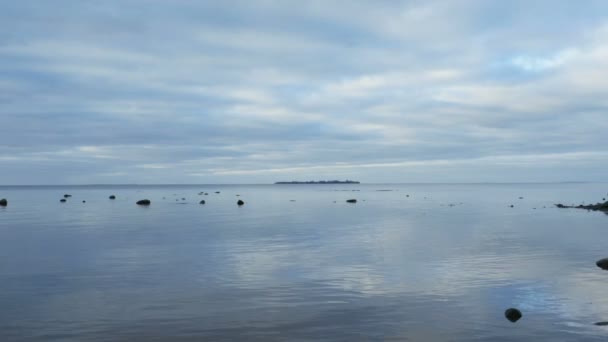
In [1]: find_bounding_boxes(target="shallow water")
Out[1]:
[1,183,607,341]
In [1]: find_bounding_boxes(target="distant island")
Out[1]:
[274,180,360,184]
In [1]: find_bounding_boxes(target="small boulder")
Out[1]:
[60,199,67,203]
[505,308,522,323]
[237,200,245,206]
[346,199,357,203]
[0,198,7,207]
[136,199,151,206]
[596,258,608,270]
[109,195,116,200]
[199,200,205,205]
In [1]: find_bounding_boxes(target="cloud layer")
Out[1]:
[1,0,607,184]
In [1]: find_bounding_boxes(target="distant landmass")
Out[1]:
[274,180,360,184]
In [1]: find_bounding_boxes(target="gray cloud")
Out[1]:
[1,0,607,184]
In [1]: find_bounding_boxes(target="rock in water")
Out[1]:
[215,191,221,194]
[596,258,608,270]
[82,200,86,203]
[60,199,67,203]
[64,194,72,198]
[505,308,522,323]
[199,200,205,205]
[346,199,357,203]
[237,200,245,206]
[109,195,116,200]
[136,199,151,206]
[0,199,7,207]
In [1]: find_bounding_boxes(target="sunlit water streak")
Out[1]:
[0,183,607,341]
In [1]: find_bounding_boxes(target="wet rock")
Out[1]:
[60,199,67,203]
[109,195,116,200]
[136,199,151,206]
[199,200,205,205]
[237,200,244,206]
[556,201,608,212]
[596,258,608,270]
[505,308,522,323]
[0,198,7,207]
[346,199,357,203]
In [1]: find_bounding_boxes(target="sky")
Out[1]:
[1,0,608,185]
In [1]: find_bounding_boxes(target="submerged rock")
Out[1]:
[109,195,116,200]
[199,200,205,205]
[346,199,357,203]
[136,199,151,206]
[505,308,522,323]
[0,198,7,207]
[596,258,608,270]
[237,199,244,206]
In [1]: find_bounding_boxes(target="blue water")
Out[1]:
[1,183,608,341]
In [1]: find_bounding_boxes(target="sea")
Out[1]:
[0,183,607,341]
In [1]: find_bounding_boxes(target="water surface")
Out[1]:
[1,183,608,341]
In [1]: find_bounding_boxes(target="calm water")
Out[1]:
[1,183,608,341]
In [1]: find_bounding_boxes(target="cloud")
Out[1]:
[0,0,607,184]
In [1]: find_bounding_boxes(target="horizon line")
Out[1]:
[0,181,604,187]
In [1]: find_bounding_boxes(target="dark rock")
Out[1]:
[60,199,67,203]
[64,194,72,198]
[82,200,86,203]
[109,195,116,200]
[346,199,357,203]
[596,258,608,270]
[199,200,205,205]
[215,191,220,194]
[556,201,608,212]
[136,199,151,206]
[510,205,514,208]
[237,200,244,206]
[595,322,608,326]
[505,308,522,323]
[0,198,7,207]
